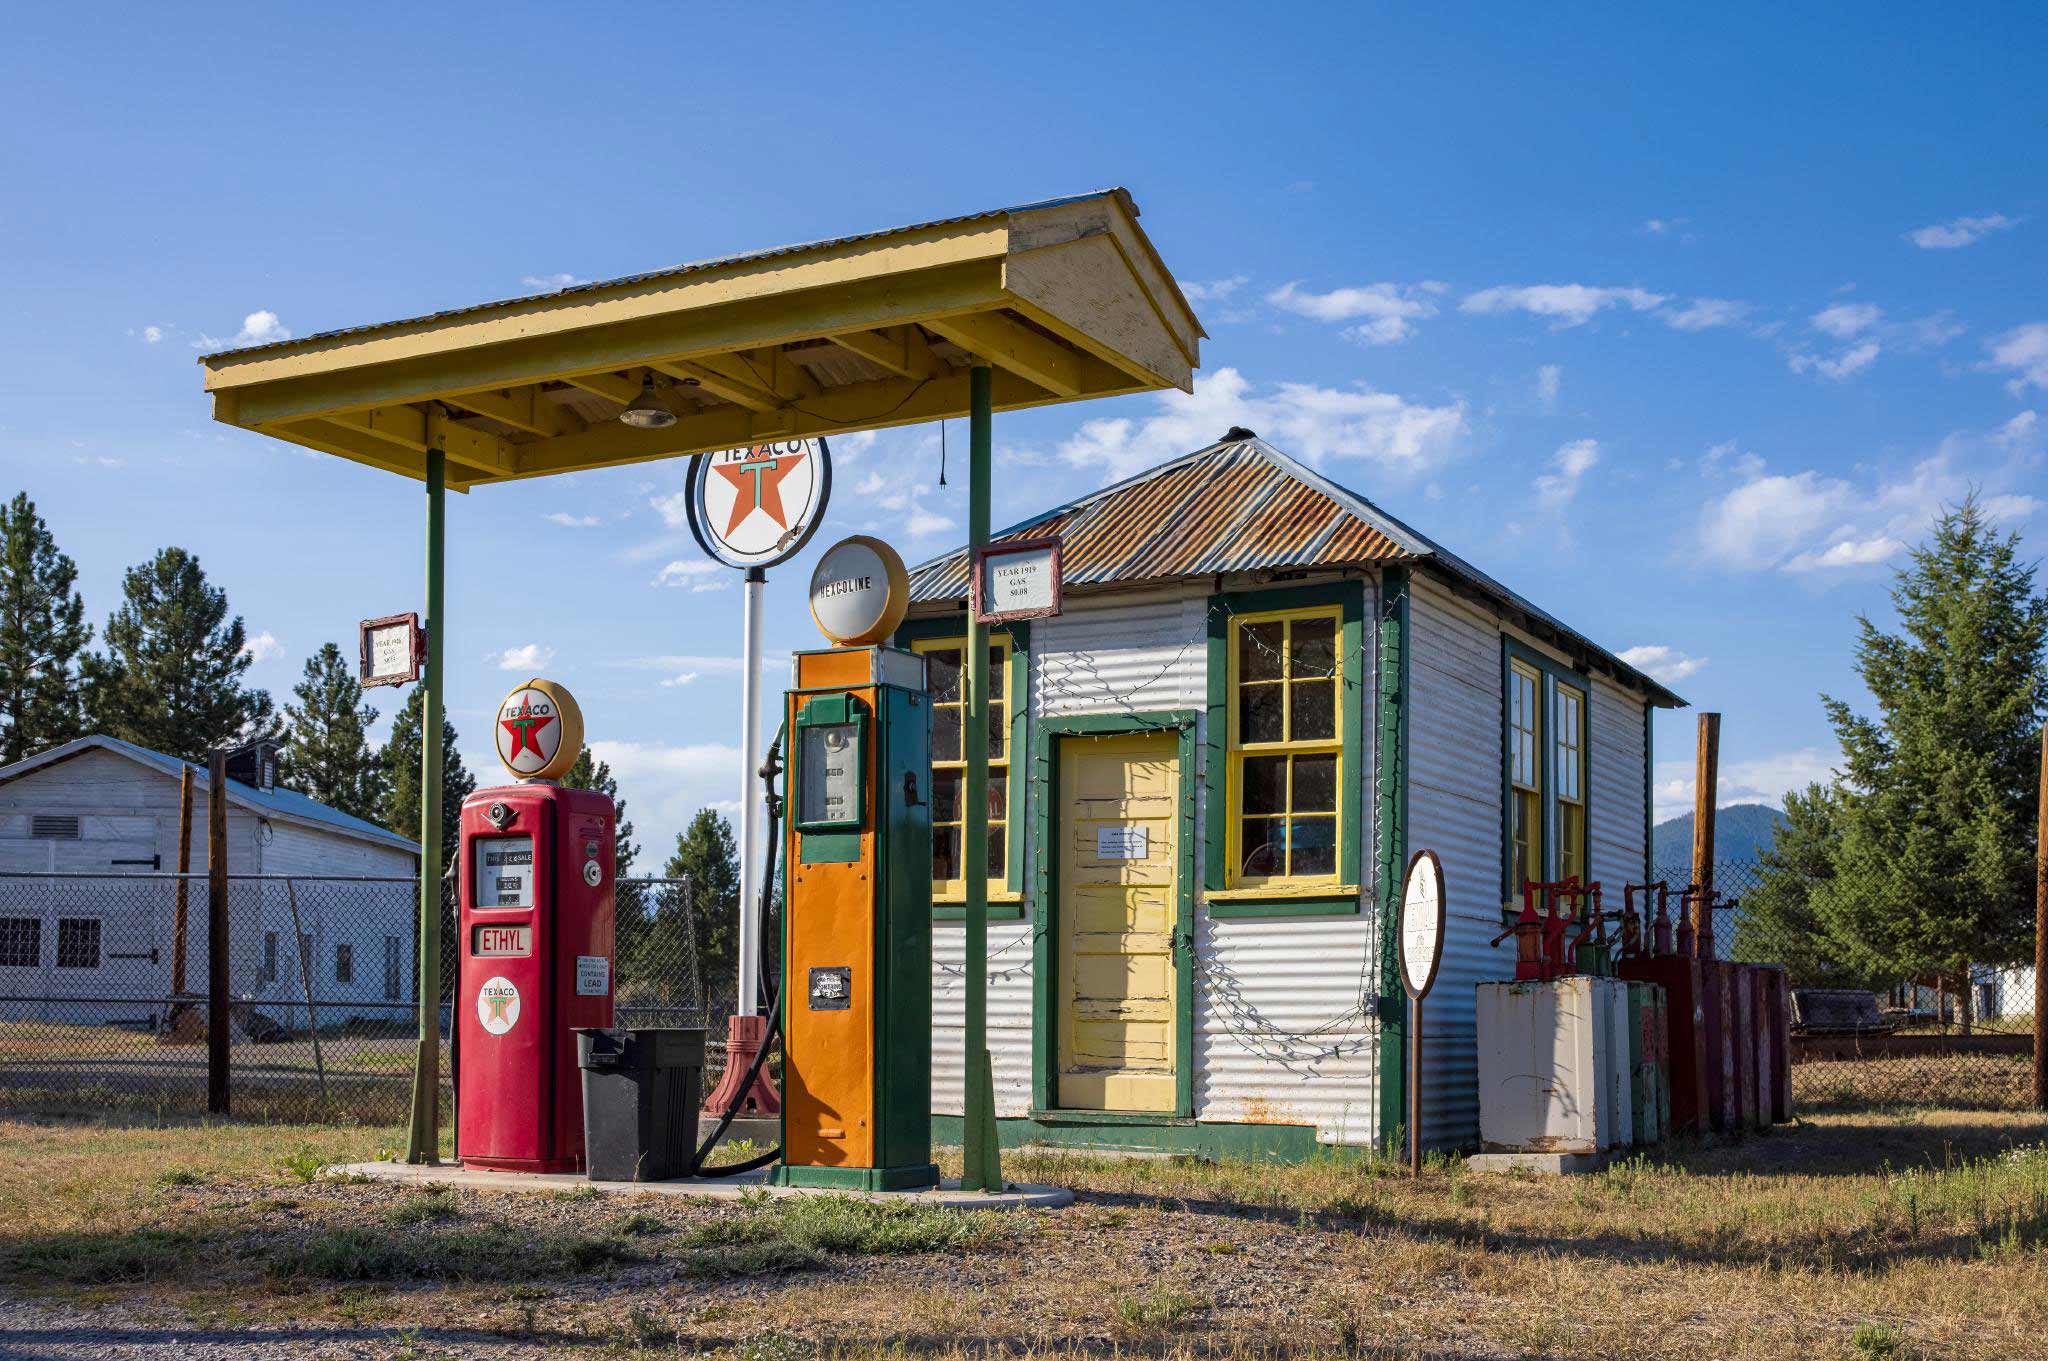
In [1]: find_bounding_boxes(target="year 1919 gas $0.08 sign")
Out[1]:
[684,439,831,570]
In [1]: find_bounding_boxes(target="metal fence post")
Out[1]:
[206,751,229,1115]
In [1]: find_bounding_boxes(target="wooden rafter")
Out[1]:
[923,312,1083,397]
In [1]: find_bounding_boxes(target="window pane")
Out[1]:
[927,648,962,702]
[1240,819,1284,877]
[1290,679,1335,741]
[931,767,961,823]
[986,824,1006,878]
[1243,754,1287,815]
[1289,816,1337,877]
[1239,684,1284,743]
[986,765,1007,820]
[1292,754,1337,812]
[986,646,1005,700]
[1290,617,1336,678]
[932,706,961,763]
[932,824,960,881]
[987,702,1006,760]
[1239,622,1284,682]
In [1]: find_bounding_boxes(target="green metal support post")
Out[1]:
[960,366,1002,1192]
[406,449,447,1164]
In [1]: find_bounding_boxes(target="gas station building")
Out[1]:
[899,432,1683,1157]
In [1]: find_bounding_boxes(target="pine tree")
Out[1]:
[82,547,272,762]
[380,685,476,862]
[0,493,91,763]
[1808,497,2047,983]
[1734,782,1861,984]
[282,642,384,821]
[652,808,741,1009]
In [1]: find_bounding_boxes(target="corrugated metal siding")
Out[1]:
[1405,576,1515,1149]
[931,923,1035,1118]
[1590,676,1647,891]
[1031,591,1207,716]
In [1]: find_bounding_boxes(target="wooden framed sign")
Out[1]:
[359,613,422,688]
[1400,848,1447,999]
[971,537,1062,623]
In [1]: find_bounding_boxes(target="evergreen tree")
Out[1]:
[652,808,741,1008]
[281,642,384,821]
[82,547,272,762]
[563,746,645,968]
[1808,497,2047,982]
[0,493,91,762]
[1734,782,1862,985]
[380,685,475,862]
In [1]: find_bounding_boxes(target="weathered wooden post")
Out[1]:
[1689,713,1721,957]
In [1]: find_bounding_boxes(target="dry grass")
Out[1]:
[0,1108,2043,1359]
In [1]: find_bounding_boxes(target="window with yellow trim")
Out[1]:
[1554,681,1587,883]
[1508,660,1542,894]
[912,634,1012,899]
[1228,608,1341,884]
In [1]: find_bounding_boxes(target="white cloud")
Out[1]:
[1905,213,2021,250]
[1641,217,1688,236]
[1783,535,1906,572]
[1617,645,1706,685]
[1536,365,1561,411]
[1653,747,1838,823]
[1664,298,1750,331]
[587,738,744,859]
[194,310,291,350]
[1266,280,1444,345]
[653,559,722,588]
[1812,302,1882,339]
[497,643,555,671]
[1058,367,1467,483]
[521,272,586,291]
[240,631,282,664]
[1460,284,1667,329]
[657,672,699,689]
[906,504,954,538]
[140,325,165,344]
[1178,275,1248,303]
[545,512,601,528]
[1986,322,2048,394]
[648,491,692,528]
[611,653,747,675]
[1788,340,1880,380]
[1534,438,1600,509]
[1698,470,1849,570]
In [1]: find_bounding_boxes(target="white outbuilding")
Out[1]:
[897,430,1685,1158]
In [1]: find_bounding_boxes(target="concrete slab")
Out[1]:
[333,1161,1072,1210]
[1465,1149,1615,1176]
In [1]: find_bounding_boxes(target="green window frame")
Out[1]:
[1499,639,1593,906]
[1204,580,1367,918]
[892,616,1030,922]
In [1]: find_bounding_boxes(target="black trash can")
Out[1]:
[576,1027,705,1181]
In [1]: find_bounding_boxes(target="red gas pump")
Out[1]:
[456,679,615,1173]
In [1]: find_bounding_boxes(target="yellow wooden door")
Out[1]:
[1057,731,1178,1112]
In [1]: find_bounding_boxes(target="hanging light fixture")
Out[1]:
[619,373,678,429]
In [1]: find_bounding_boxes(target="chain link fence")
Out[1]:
[0,871,711,1126]
[1657,857,2039,1112]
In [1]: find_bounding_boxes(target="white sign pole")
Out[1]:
[736,567,766,1018]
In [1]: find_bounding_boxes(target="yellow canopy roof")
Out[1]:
[200,190,1204,492]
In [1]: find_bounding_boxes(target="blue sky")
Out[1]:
[3,4,2043,860]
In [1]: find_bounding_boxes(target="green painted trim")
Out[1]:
[1642,702,1655,882]
[1374,567,1410,1155]
[791,692,868,834]
[891,617,1032,902]
[932,1113,1328,1163]
[1028,1108,1193,1126]
[1202,579,1366,901]
[771,1162,940,1191]
[934,902,1028,923]
[1207,894,1362,919]
[1500,638,1596,901]
[407,447,446,1163]
[1031,711,1200,1119]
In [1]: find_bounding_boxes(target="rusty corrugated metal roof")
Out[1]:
[907,433,1686,707]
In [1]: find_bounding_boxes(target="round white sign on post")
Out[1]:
[494,679,582,782]
[476,976,521,1035]
[1400,848,1447,999]
[808,535,910,646]
[684,438,831,570]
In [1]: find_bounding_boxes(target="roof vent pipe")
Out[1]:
[1222,426,1257,442]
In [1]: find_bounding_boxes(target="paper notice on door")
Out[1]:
[1096,825,1149,860]
[575,955,610,997]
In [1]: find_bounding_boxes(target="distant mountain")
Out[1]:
[1652,803,1786,870]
